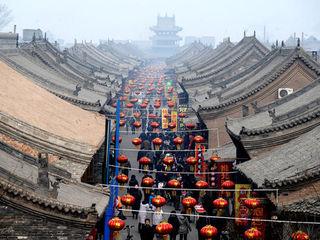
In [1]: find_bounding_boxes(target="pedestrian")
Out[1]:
[138,200,149,234]
[129,175,138,188]
[168,211,180,240]
[131,185,142,219]
[140,218,154,240]
[152,208,164,240]
[178,212,191,240]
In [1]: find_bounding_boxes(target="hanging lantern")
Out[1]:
[148,113,157,119]
[120,112,125,118]
[133,112,141,119]
[135,91,140,95]
[181,196,197,214]
[152,137,163,150]
[210,153,221,162]
[120,96,127,101]
[292,231,309,240]
[112,135,122,144]
[167,101,175,108]
[194,135,205,146]
[168,122,176,130]
[119,119,126,127]
[155,222,173,237]
[244,198,261,209]
[178,112,187,118]
[196,180,209,189]
[213,198,228,209]
[116,174,129,185]
[140,103,148,109]
[173,137,183,149]
[200,225,218,240]
[124,89,130,95]
[163,113,171,119]
[126,103,134,108]
[221,180,235,189]
[167,179,181,197]
[152,195,166,211]
[185,123,196,130]
[163,154,174,170]
[141,177,155,194]
[120,194,135,207]
[130,98,138,104]
[244,228,262,239]
[117,154,128,164]
[108,217,125,233]
[133,121,142,129]
[150,121,160,130]
[139,156,152,171]
[131,138,142,149]
[186,156,197,166]
[154,102,161,109]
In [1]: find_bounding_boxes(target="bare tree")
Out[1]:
[0,4,12,30]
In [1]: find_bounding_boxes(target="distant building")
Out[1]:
[185,36,215,47]
[23,29,43,42]
[150,14,182,58]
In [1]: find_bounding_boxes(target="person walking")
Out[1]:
[140,218,154,240]
[178,212,191,240]
[168,211,180,240]
[196,215,207,240]
[138,200,149,234]
[131,185,142,220]
[152,208,164,240]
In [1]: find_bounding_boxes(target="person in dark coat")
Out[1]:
[140,218,154,240]
[130,185,142,219]
[168,211,180,240]
[128,175,138,188]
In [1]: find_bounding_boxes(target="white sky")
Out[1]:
[2,0,320,44]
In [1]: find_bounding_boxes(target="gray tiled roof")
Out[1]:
[284,198,320,216]
[236,125,320,187]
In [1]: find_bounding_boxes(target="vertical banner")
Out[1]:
[162,108,168,129]
[216,161,233,189]
[171,110,178,132]
[195,145,206,179]
[234,184,251,227]
[252,204,267,239]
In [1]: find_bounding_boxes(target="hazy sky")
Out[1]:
[2,0,320,44]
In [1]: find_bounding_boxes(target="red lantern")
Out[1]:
[178,112,187,118]
[112,135,122,144]
[142,177,155,194]
[173,137,183,149]
[168,122,176,129]
[213,198,228,209]
[108,217,125,232]
[182,196,197,214]
[140,103,147,108]
[152,195,166,209]
[130,98,138,104]
[139,156,152,170]
[116,174,129,185]
[133,112,141,119]
[244,228,262,239]
[152,137,163,150]
[121,194,135,207]
[124,89,130,94]
[163,155,174,167]
[120,96,127,101]
[186,156,197,166]
[148,113,157,119]
[155,222,173,236]
[132,138,142,149]
[200,225,218,239]
[126,103,134,108]
[194,135,205,144]
[167,179,181,188]
[292,231,309,240]
[185,123,195,130]
[119,119,126,127]
[195,180,209,189]
[120,112,125,118]
[154,102,161,109]
[244,198,261,209]
[221,180,235,189]
[117,154,128,164]
[150,121,160,129]
[167,101,175,108]
[210,153,221,162]
[133,121,142,128]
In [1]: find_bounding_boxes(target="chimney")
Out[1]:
[13,25,16,34]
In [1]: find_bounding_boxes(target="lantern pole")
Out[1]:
[104,99,121,240]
